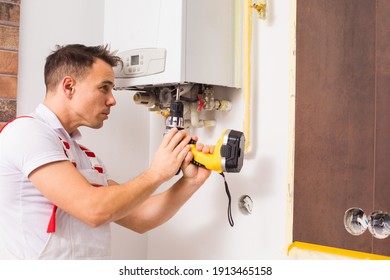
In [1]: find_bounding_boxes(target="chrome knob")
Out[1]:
[368,211,390,239]
[344,207,368,236]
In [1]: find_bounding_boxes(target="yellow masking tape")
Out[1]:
[288,241,390,260]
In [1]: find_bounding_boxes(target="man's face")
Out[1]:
[71,59,116,129]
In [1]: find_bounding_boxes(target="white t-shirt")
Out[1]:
[0,104,107,259]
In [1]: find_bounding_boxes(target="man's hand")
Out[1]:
[181,138,212,186]
[148,128,192,183]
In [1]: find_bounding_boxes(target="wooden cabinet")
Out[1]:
[293,0,390,256]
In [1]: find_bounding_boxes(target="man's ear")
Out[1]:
[62,76,76,99]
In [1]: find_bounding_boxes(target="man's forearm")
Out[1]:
[114,176,201,233]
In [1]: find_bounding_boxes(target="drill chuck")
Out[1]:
[165,100,245,173]
[166,100,185,131]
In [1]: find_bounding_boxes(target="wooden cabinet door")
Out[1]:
[294,0,390,256]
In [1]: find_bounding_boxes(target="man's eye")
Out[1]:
[100,86,109,92]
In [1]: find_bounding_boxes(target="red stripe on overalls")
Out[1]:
[79,144,104,174]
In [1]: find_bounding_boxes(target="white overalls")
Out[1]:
[39,137,111,259]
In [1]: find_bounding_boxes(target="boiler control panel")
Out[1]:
[115,48,166,78]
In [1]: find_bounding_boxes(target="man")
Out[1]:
[0,44,212,259]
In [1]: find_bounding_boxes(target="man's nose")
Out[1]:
[107,92,116,106]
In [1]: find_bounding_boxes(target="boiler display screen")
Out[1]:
[131,55,139,66]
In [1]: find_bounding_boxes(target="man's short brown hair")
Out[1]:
[44,44,122,92]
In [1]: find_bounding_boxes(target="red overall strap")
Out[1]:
[46,206,58,233]
[0,116,33,133]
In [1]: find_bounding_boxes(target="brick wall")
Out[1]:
[0,0,20,129]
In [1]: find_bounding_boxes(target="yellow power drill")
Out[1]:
[166,100,245,173]
[166,99,245,227]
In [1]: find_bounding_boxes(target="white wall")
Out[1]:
[146,0,291,259]
[17,0,149,259]
[18,0,291,259]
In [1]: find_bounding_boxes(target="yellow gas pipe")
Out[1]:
[243,0,252,153]
[242,1,267,153]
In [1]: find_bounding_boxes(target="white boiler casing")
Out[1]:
[104,0,241,89]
